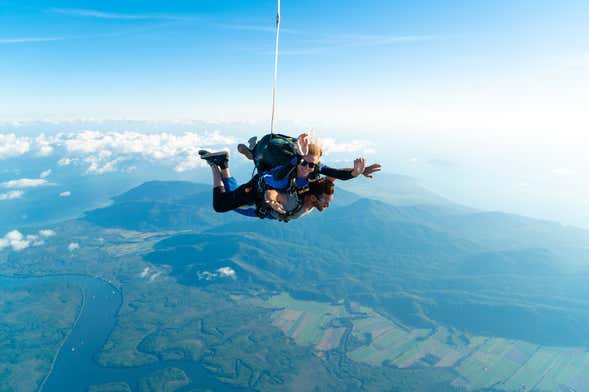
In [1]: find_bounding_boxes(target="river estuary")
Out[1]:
[1,275,248,391]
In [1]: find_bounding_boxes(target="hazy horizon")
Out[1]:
[1,0,588,228]
[0,120,587,231]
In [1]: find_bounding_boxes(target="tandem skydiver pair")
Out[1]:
[199,133,381,222]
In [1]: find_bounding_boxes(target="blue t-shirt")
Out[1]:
[261,156,311,190]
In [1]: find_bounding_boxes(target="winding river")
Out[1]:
[1,275,249,391]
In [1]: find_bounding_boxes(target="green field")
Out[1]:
[137,367,190,392]
[263,292,589,391]
[4,213,589,391]
[267,293,348,349]
[0,282,82,392]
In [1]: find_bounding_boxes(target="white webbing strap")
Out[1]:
[270,0,281,134]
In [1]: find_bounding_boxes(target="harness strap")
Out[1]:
[255,187,307,222]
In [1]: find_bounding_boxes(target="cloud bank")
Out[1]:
[0,130,374,176]
[319,137,375,155]
[0,229,56,251]
[0,190,24,200]
[0,131,236,173]
[1,178,49,188]
[0,134,30,158]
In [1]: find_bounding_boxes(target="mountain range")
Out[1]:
[83,175,589,347]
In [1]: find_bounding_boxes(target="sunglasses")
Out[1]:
[300,160,317,169]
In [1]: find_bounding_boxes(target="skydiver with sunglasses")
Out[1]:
[199,149,334,221]
[239,133,381,192]
[200,133,380,219]
[199,136,327,219]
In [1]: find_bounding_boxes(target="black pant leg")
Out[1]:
[212,177,259,213]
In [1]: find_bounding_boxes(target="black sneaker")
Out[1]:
[237,143,254,160]
[247,136,258,150]
[199,150,229,169]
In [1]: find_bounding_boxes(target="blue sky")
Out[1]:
[1,0,587,127]
[1,1,588,228]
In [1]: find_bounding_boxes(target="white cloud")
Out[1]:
[38,145,54,156]
[0,229,51,252]
[149,272,161,282]
[197,271,216,281]
[2,130,236,166]
[139,266,162,282]
[0,190,24,200]
[68,242,79,251]
[9,240,29,251]
[1,131,237,174]
[0,134,31,158]
[66,131,234,173]
[319,137,375,155]
[84,156,127,174]
[36,134,54,156]
[58,157,73,166]
[1,178,49,188]
[197,266,237,281]
[59,191,71,197]
[216,266,236,278]
[40,169,52,178]
[39,230,56,237]
[174,155,203,172]
[62,130,232,157]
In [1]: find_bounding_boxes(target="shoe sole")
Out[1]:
[198,150,229,159]
[237,144,253,160]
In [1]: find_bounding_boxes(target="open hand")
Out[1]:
[351,158,366,177]
[362,163,382,178]
[296,133,309,156]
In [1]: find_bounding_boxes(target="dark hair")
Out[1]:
[308,178,334,196]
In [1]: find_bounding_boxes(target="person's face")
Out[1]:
[296,154,320,179]
[313,192,334,211]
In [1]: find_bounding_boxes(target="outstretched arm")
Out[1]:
[351,158,381,178]
[319,158,382,180]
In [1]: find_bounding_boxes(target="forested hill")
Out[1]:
[84,179,589,347]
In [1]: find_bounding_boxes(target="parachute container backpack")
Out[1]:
[253,133,297,173]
